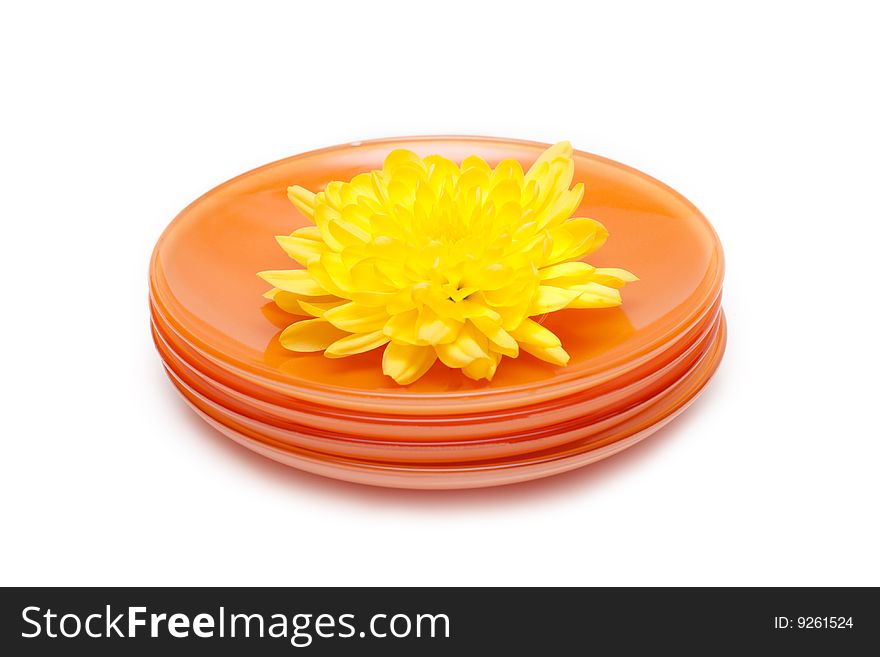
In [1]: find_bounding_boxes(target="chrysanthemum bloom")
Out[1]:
[258,141,636,385]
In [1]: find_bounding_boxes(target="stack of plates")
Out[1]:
[150,137,725,489]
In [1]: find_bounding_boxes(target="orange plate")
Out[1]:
[150,137,724,415]
[165,315,726,488]
[157,312,723,464]
[150,288,720,429]
[152,298,721,446]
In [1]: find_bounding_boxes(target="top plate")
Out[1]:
[150,136,723,414]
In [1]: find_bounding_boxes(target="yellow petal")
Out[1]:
[470,316,519,358]
[591,267,639,288]
[266,289,341,315]
[327,217,371,247]
[457,166,490,198]
[371,211,409,240]
[276,234,325,266]
[385,289,417,315]
[491,201,522,235]
[313,204,347,252]
[325,330,390,358]
[340,204,372,231]
[521,179,539,209]
[292,225,322,240]
[524,142,574,212]
[370,170,390,205]
[435,325,490,368]
[273,291,306,315]
[382,342,437,385]
[273,291,316,315]
[347,171,374,194]
[493,298,533,331]
[383,148,424,174]
[509,318,562,348]
[416,306,462,344]
[279,319,348,352]
[323,302,389,332]
[424,154,460,195]
[539,261,596,285]
[461,262,512,291]
[322,181,345,209]
[567,282,622,308]
[462,351,501,381]
[287,185,316,220]
[349,290,398,308]
[462,154,491,173]
[525,141,572,184]
[296,299,346,317]
[535,183,583,230]
[490,159,524,191]
[382,308,420,344]
[481,276,539,308]
[387,175,420,208]
[373,258,410,288]
[546,218,608,264]
[520,343,570,366]
[421,297,464,324]
[531,285,582,314]
[457,301,501,322]
[311,252,354,294]
[350,261,396,293]
[257,269,328,296]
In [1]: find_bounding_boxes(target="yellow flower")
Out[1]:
[258,141,636,385]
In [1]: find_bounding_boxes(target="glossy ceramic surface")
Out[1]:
[150,137,724,415]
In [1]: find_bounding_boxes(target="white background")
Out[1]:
[2,1,878,586]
